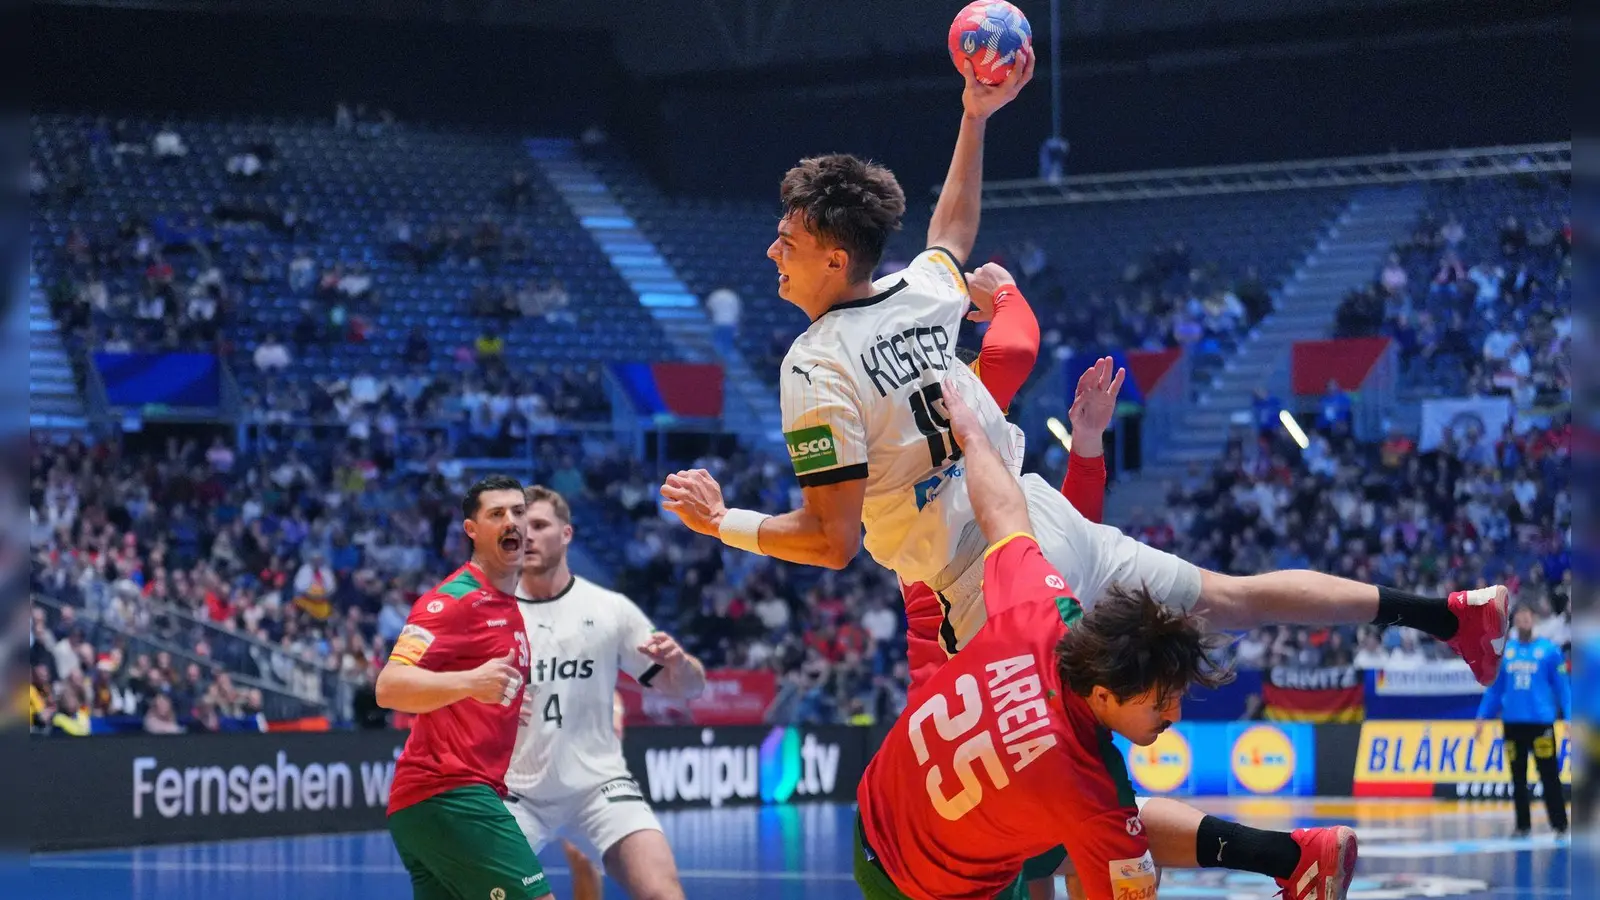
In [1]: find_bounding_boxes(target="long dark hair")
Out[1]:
[1056,583,1235,706]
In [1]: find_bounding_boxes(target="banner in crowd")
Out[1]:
[1290,337,1391,395]
[619,670,776,726]
[1115,722,1318,797]
[621,725,867,810]
[1261,665,1364,722]
[609,362,725,419]
[1365,664,1486,720]
[1418,396,1514,451]
[30,732,408,851]
[1353,720,1572,799]
[93,351,222,408]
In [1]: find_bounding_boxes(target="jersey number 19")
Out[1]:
[909,383,961,468]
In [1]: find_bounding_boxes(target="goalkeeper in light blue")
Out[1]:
[1476,604,1572,836]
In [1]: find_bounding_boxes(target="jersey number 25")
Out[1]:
[907,674,1010,820]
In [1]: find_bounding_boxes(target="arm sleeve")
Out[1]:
[615,594,664,685]
[980,533,1082,624]
[1476,664,1506,720]
[1060,451,1108,525]
[387,595,455,670]
[780,351,870,488]
[972,285,1039,413]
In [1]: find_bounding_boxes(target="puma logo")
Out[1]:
[1216,837,1227,862]
[791,364,817,384]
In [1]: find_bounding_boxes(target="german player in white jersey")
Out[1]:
[506,485,706,900]
[660,50,1506,690]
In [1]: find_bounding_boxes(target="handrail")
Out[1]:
[32,591,328,721]
[939,142,1571,207]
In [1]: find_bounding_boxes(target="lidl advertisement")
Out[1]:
[1114,723,1317,797]
[1353,720,1572,798]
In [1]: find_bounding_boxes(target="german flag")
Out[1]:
[1261,665,1364,723]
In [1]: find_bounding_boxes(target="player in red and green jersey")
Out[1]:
[900,273,1113,689]
[377,475,574,900]
[854,387,1360,900]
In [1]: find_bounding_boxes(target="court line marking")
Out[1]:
[27,859,857,882]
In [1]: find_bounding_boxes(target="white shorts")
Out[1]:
[504,776,663,857]
[937,473,1204,649]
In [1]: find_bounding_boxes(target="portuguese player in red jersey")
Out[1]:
[377,475,579,900]
[899,270,1111,689]
[855,388,1360,900]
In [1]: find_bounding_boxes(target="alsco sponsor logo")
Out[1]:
[785,425,838,473]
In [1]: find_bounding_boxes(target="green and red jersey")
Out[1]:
[859,535,1155,900]
[386,562,530,815]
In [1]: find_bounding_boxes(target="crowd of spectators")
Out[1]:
[27,426,916,734]
[1111,411,1571,673]
[37,116,606,438]
[980,239,1276,381]
[1334,180,1571,409]
[31,119,1570,733]
[31,381,1570,738]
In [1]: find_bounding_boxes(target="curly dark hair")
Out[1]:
[779,154,906,282]
[1055,583,1235,707]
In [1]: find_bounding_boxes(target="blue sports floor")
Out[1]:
[26,798,1576,899]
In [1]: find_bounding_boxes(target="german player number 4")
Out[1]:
[907,674,1009,821]
[909,382,962,468]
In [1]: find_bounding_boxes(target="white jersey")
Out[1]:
[505,575,659,801]
[780,247,1020,589]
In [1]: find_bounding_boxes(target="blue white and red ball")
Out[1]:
[947,1,1032,86]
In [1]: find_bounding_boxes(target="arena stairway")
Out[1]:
[1104,184,1423,525]
[27,275,89,432]
[527,139,784,444]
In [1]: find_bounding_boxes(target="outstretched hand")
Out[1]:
[1067,356,1125,458]
[961,48,1035,121]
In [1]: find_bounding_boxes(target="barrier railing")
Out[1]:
[948,142,1572,207]
[32,592,327,722]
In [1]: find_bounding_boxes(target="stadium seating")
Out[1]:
[29,112,1571,732]
[29,114,682,413]
[594,146,1345,389]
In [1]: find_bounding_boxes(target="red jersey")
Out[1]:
[861,535,1154,900]
[905,283,1089,689]
[385,562,531,815]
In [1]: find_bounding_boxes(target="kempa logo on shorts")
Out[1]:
[785,425,838,473]
[522,874,545,887]
[490,888,505,900]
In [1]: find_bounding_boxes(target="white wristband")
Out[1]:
[719,508,771,555]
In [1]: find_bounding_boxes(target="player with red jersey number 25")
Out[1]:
[853,388,1360,900]
[376,475,597,900]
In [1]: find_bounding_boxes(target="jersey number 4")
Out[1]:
[543,694,564,728]
[909,383,962,469]
[907,673,1009,821]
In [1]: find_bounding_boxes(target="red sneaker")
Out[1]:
[1445,585,1510,687]
[1276,826,1358,900]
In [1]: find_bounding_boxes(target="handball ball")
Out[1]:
[948,1,1032,86]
